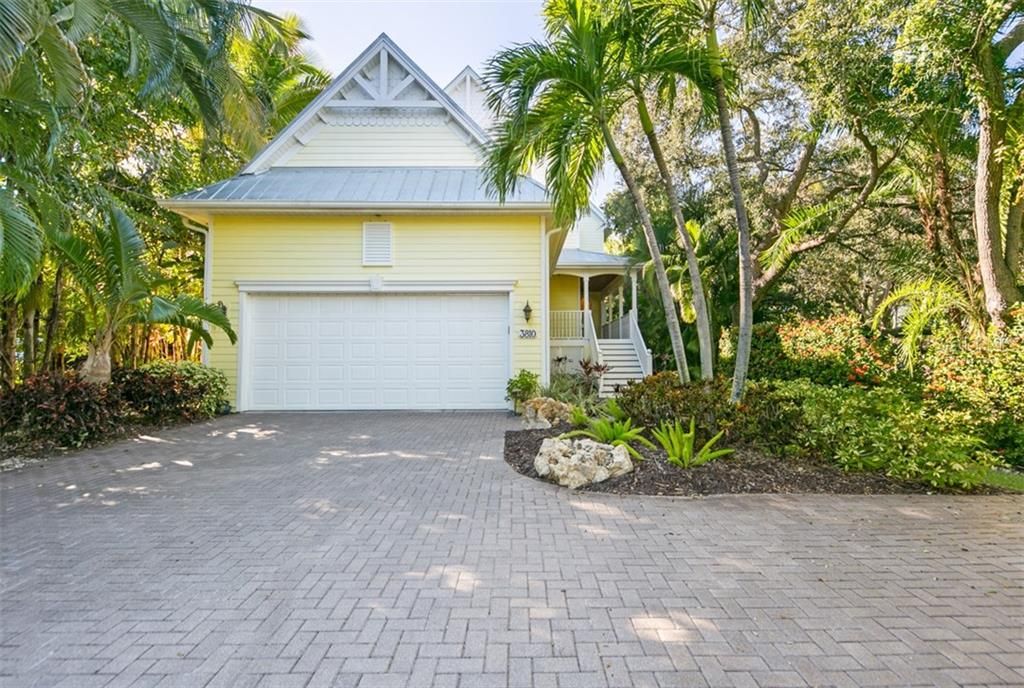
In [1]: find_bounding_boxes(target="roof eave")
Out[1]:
[159,199,552,215]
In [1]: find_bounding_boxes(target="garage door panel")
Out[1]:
[245,293,509,410]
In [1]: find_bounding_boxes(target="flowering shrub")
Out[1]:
[0,373,126,452]
[921,309,1024,466]
[722,313,897,387]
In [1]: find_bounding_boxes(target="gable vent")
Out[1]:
[363,222,393,266]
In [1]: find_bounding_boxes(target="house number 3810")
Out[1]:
[519,329,537,339]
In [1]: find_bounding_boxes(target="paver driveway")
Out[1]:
[1,412,1022,688]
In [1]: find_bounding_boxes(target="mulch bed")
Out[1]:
[505,426,1006,495]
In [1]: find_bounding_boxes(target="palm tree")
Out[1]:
[616,1,717,379]
[651,0,761,400]
[49,207,236,384]
[486,0,693,382]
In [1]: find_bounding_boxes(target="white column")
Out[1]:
[618,283,625,320]
[630,270,638,319]
[582,275,590,312]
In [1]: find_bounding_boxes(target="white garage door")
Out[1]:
[243,293,509,410]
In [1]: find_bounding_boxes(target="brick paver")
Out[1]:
[1,411,1022,687]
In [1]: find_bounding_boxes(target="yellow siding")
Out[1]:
[551,275,580,310]
[279,124,481,167]
[208,214,544,402]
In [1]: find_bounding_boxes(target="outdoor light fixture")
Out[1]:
[523,301,533,322]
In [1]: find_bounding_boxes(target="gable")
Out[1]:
[243,34,489,174]
[444,67,494,131]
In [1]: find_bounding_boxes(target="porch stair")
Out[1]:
[597,339,646,397]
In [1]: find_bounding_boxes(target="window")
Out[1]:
[363,222,393,266]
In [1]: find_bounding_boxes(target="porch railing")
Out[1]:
[550,310,585,339]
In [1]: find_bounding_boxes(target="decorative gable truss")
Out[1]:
[243,34,490,173]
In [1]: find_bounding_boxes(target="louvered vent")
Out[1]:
[363,222,393,266]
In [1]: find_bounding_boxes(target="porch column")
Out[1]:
[582,275,590,312]
[630,270,638,319]
[618,284,624,320]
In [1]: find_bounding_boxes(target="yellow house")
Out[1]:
[163,34,650,411]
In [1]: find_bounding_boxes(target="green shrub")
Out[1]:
[722,312,897,387]
[774,380,1000,489]
[0,373,126,452]
[615,373,801,450]
[922,313,1024,467]
[505,369,539,413]
[114,361,228,423]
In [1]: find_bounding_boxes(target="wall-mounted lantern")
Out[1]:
[522,301,533,322]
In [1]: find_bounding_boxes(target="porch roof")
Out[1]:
[555,248,635,271]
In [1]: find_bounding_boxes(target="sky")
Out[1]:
[253,0,619,202]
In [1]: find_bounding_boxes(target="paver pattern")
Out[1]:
[1,411,1022,688]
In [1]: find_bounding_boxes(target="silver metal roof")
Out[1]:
[169,167,548,208]
[556,248,634,270]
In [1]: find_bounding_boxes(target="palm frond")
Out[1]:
[759,201,840,271]
[0,188,44,295]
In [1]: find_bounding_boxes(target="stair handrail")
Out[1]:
[583,310,604,368]
[628,309,653,377]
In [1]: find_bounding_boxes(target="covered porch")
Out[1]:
[549,249,652,388]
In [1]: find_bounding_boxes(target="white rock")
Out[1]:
[534,437,633,489]
[522,397,572,429]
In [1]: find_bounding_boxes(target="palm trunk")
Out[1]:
[81,326,115,385]
[636,95,714,380]
[707,24,754,401]
[601,121,691,383]
[41,265,63,371]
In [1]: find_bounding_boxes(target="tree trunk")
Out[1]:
[0,298,16,387]
[711,75,754,401]
[41,265,63,371]
[601,122,691,383]
[970,48,1019,327]
[80,327,115,385]
[1006,183,1022,282]
[635,95,714,380]
[22,304,36,378]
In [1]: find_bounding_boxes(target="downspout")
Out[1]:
[184,219,212,365]
[541,218,560,385]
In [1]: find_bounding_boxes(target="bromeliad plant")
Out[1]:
[651,418,734,469]
[560,417,655,460]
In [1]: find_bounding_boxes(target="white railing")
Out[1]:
[629,310,653,376]
[583,310,604,367]
[601,314,629,339]
[550,310,585,339]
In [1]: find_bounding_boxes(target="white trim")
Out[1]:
[508,291,515,411]
[236,291,249,411]
[234,279,517,294]
[159,200,550,215]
